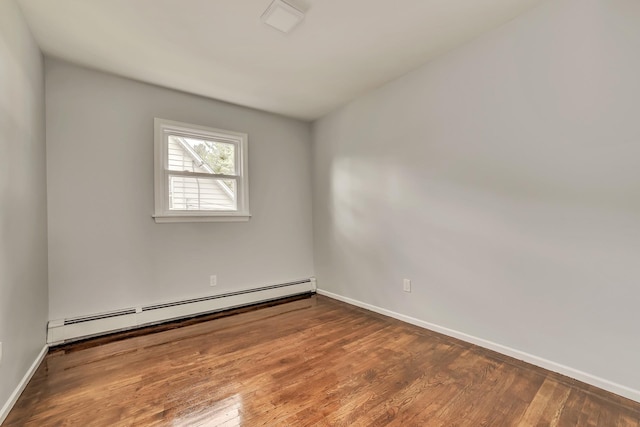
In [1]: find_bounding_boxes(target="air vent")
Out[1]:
[141,280,311,311]
[64,309,137,325]
[48,278,316,344]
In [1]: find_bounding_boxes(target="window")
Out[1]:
[153,118,250,222]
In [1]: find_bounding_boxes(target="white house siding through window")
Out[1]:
[167,136,236,211]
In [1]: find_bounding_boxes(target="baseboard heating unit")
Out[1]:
[47,278,316,345]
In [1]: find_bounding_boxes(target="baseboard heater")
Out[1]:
[47,278,316,345]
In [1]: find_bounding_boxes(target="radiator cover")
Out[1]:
[47,278,316,345]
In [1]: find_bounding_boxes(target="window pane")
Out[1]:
[169,175,237,211]
[168,135,235,175]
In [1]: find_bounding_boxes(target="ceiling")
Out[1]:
[17,0,543,121]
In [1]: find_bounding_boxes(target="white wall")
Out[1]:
[0,0,48,410]
[46,59,314,320]
[312,0,640,394]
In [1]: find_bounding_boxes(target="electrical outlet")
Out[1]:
[0,342,3,365]
[403,279,411,293]
[210,275,217,286]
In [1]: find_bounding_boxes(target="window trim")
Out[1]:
[153,118,250,223]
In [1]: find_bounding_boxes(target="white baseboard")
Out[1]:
[48,279,316,345]
[317,288,640,403]
[0,344,48,425]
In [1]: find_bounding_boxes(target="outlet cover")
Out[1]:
[403,279,411,293]
[210,275,217,286]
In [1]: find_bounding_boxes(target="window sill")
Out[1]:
[152,213,251,223]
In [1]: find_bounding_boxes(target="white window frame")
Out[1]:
[153,118,250,223]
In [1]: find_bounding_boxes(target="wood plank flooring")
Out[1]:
[4,295,640,426]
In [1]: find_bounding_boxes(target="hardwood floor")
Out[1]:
[4,295,640,426]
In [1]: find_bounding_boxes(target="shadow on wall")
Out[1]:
[324,154,640,385]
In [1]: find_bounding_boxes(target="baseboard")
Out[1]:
[48,278,316,345]
[0,344,48,425]
[317,288,640,404]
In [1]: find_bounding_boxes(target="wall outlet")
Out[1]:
[210,275,217,286]
[0,342,3,365]
[403,279,411,293]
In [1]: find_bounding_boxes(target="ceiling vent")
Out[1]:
[261,0,305,34]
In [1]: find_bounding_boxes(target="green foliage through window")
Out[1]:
[190,139,235,175]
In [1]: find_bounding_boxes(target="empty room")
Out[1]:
[1,0,640,425]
